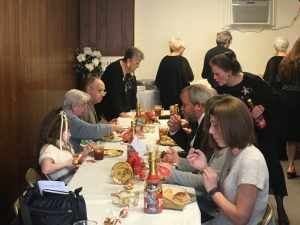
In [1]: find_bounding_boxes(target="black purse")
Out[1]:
[17,186,87,225]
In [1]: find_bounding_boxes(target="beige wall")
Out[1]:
[135,0,300,81]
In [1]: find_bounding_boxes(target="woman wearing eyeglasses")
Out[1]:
[96,47,144,121]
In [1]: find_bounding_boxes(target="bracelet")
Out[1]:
[208,186,221,198]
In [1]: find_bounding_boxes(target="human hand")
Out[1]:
[202,166,218,192]
[181,119,189,128]
[250,105,264,120]
[67,158,80,169]
[167,116,181,133]
[81,141,94,156]
[164,147,179,165]
[187,148,208,171]
[109,118,118,124]
[111,124,123,133]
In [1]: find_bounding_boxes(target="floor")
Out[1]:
[269,159,300,225]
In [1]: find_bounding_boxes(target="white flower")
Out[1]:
[92,50,102,59]
[77,54,86,62]
[83,47,93,55]
[92,58,100,67]
[85,63,94,72]
[75,47,103,76]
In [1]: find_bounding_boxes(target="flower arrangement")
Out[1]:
[75,47,103,77]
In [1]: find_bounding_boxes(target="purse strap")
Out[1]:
[18,192,33,225]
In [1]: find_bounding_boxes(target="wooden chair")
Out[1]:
[261,201,275,225]
[25,168,42,187]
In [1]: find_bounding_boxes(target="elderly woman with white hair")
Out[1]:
[263,36,289,90]
[155,37,194,109]
[63,89,123,153]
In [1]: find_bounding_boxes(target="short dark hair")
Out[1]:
[206,95,255,149]
[123,47,144,61]
[209,51,241,75]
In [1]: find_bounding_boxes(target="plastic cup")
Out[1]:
[154,105,162,117]
[93,145,104,160]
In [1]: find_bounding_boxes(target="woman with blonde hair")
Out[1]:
[155,37,194,109]
[263,36,289,90]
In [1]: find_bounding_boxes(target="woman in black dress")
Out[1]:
[263,36,289,91]
[95,47,144,121]
[278,37,300,179]
[209,51,289,225]
[155,37,194,109]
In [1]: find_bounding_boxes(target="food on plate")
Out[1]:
[101,132,122,142]
[158,136,177,146]
[104,149,123,157]
[173,191,190,202]
[163,188,174,199]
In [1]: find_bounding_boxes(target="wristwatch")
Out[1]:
[208,186,221,198]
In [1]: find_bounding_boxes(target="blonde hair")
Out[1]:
[273,36,289,52]
[169,37,185,52]
[216,31,232,46]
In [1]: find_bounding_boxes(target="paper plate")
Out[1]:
[104,149,124,157]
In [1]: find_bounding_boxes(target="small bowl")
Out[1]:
[111,190,139,207]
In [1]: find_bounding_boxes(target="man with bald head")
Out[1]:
[81,76,107,124]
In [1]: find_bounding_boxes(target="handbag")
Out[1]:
[17,186,87,225]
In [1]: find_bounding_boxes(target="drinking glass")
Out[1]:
[154,105,162,117]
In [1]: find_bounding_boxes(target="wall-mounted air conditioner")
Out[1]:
[229,0,275,27]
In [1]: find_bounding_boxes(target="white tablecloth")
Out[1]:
[137,90,161,110]
[68,122,201,225]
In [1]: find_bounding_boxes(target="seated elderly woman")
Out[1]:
[263,36,289,90]
[187,95,269,225]
[63,89,123,153]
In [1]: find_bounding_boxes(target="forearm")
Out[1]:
[211,193,247,225]
[210,184,257,225]
[41,161,72,175]
[177,157,198,172]
[168,169,204,189]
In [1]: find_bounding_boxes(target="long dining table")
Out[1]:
[67,119,201,225]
